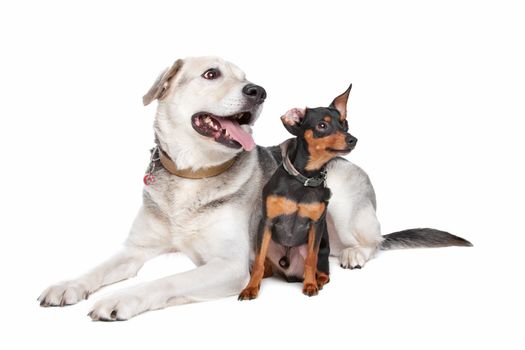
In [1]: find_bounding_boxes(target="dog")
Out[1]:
[238,85,357,299]
[38,56,472,321]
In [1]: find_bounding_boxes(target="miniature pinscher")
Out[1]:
[238,84,357,299]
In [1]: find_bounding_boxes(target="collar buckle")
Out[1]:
[303,171,327,188]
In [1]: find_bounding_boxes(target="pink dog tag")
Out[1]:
[143,174,156,186]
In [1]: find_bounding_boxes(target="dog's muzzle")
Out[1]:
[242,84,267,105]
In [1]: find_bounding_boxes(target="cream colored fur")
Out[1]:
[38,56,383,320]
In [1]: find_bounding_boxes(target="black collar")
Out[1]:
[279,139,327,188]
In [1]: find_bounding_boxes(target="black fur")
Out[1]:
[257,107,355,280]
[265,148,473,251]
[380,228,473,250]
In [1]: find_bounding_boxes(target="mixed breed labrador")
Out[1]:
[38,56,472,320]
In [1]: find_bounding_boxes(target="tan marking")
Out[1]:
[239,225,272,300]
[303,225,320,296]
[323,116,332,122]
[304,130,348,171]
[316,271,330,290]
[266,195,298,219]
[298,202,326,222]
[263,258,273,278]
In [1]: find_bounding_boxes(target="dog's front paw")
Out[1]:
[88,294,144,321]
[339,246,375,269]
[302,282,319,297]
[238,286,260,301]
[38,281,90,307]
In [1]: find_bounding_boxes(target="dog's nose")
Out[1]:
[346,134,358,147]
[242,84,267,105]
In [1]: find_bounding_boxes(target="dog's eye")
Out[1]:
[202,68,221,80]
[342,120,349,131]
[316,121,328,131]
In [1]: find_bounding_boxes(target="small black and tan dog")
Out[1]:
[239,84,357,299]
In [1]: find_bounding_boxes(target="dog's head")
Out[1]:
[280,85,358,170]
[144,56,266,168]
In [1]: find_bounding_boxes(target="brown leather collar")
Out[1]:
[158,148,237,179]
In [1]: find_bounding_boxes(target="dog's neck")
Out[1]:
[153,110,241,171]
[289,138,325,178]
[155,134,239,171]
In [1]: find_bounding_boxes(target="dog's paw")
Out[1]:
[238,286,260,301]
[38,281,90,307]
[88,294,144,321]
[302,282,319,297]
[339,246,375,269]
[316,272,330,290]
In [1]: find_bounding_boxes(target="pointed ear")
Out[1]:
[280,108,306,136]
[143,59,184,106]
[329,83,352,121]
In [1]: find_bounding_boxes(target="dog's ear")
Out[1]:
[329,83,352,121]
[143,59,184,106]
[281,108,306,136]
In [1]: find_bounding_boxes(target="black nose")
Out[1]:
[242,84,267,105]
[346,134,358,147]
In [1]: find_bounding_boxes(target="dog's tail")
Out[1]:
[380,228,473,250]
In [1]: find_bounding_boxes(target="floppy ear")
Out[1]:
[329,83,352,121]
[280,108,306,136]
[143,59,184,106]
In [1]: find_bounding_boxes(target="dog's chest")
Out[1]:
[145,175,223,224]
[142,153,258,240]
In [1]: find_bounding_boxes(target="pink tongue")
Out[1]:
[218,118,255,151]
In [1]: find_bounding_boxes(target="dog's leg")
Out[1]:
[303,222,322,296]
[336,204,383,269]
[238,222,272,300]
[88,209,251,321]
[316,221,330,290]
[38,206,167,307]
[263,258,274,278]
[38,245,161,307]
[325,159,383,269]
[88,256,249,321]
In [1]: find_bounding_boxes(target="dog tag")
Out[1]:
[143,174,156,186]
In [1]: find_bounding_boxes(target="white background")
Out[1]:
[1,0,524,349]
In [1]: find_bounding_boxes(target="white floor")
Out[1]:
[10,233,522,349]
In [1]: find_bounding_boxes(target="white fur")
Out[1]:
[325,159,383,268]
[38,56,384,320]
[154,57,262,170]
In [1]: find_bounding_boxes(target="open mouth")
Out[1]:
[191,111,255,151]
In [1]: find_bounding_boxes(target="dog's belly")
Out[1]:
[267,240,307,282]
